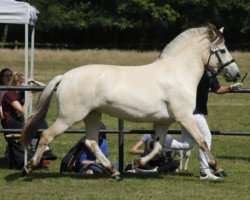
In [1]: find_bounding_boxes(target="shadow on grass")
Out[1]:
[4,171,22,182]
[5,170,196,182]
[217,155,250,162]
[4,171,110,182]
[0,157,9,169]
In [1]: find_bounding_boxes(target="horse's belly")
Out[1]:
[98,105,172,123]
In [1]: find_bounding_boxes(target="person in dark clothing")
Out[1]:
[78,133,108,174]
[2,73,57,166]
[164,67,242,180]
[126,133,180,173]
[2,73,26,134]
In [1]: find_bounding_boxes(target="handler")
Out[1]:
[165,67,242,180]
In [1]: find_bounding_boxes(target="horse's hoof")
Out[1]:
[21,167,29,177]
[111,174,123,181]
[214,170,227,177]
[132,159,141,169]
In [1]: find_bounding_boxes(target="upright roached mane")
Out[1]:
[21,24,240,180]
[159,23,224,58]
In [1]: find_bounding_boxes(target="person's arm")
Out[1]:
[129,139,145,155]
[215,83,243,94]
[210,73,242,94]
[28,78,46,86]
[215,85,230,94]
[0,106,3,119]
[81,159,99,166]
[11,100,24,116]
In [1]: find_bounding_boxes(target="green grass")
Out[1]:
[0,49,249,200]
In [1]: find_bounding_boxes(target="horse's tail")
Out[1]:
[21,75,63,149]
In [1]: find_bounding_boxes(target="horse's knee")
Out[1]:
[138,142,163,166]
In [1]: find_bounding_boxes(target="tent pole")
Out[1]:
[24,23,29,121]
[24,23,29,166]
[29,26,35,114]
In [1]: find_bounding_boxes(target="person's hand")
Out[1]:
[230,83,243,91]
[0,108,4,120]
[94,159,101,164]
[28,78,35,84]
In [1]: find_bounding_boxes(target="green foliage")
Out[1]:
[17,0,249,49]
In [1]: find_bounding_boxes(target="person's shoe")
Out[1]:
[126,169,137,174]
[42,150,57,160]
[200,171,221,181]
[84,169,93,175]
[125,162,133,172]
[136,167,158,173]
[214,170,227,177]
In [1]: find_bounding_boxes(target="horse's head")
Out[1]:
[206,26,240,82]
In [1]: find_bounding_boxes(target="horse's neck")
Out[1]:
[157,46,208,88]
[158,35,210,86]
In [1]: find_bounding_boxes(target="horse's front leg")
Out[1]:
[85,139,122,181]
[132,124,168,169]
[180,115,223,173]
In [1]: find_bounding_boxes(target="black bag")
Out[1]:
[60,137,87,173]
[6,140,34,170]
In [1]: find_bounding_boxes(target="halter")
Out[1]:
[205,45,235,74]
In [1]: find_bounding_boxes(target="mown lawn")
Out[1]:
[0,49,249,200]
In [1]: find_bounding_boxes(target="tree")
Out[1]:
[6,0,250,50]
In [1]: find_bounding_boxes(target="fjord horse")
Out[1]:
[21,24,240,180]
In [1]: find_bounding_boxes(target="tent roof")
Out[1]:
[0,0,38,25]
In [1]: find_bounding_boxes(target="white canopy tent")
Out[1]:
[0,0,38,165]
[0,0,39,118]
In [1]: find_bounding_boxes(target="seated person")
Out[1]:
[2,73,27,132]
[2,72,56,169]
[77,132,108,174]
[126,134,180,173]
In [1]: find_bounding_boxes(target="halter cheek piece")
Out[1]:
[205,45,235,74]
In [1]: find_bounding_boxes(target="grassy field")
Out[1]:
[0,49,249,200]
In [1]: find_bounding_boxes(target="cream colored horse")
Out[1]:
[21,24,240,180]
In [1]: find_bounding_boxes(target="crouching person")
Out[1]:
[78,133,108,174]
[125,134,180,173]
[60,122,118,175]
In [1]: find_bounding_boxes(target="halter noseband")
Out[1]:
[205,45,235,73]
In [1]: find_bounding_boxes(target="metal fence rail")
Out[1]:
[1,128,250,136]
[1,86,250,93]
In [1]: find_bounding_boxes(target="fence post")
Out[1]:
[118,119,124,172]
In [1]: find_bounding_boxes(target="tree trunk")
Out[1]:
[1,25,9,48]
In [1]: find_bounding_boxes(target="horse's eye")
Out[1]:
[220,49,226,53]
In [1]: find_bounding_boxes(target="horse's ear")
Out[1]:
[219,27,224,33]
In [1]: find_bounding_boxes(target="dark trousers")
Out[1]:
[2,118,48,150]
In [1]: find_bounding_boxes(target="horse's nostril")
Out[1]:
[233,74,240,82]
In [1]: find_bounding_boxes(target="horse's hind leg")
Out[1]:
[179,116,223,173]
[22,119,69,175]
[84,111,122,180]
